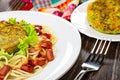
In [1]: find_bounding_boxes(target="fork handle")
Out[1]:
[74,70,87,80]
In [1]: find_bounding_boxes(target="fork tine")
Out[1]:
[97,54,104,64]
[99,40,107,54]
[96,40,111,63]
[104,41,111,55]
[91,39,98,53]
[95,40,103,54]
[87,39,103,62]
[86,54,95,62]
[94,54,100,62]
[88,39,111,63]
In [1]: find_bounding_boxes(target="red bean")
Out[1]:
[0,65,11,78]
[28,47,37,53]
[46,49,54,61]
[40,40,52,49]
[21,64,34,73]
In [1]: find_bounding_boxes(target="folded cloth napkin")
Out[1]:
[81,0,88,2]
[23,0,31,3]
[22,0,80,20]
[32,0,52,10]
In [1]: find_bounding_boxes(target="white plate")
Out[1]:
[0,11,81,80]
[71,0,120,42]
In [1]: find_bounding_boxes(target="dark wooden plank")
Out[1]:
[9,0,26,10]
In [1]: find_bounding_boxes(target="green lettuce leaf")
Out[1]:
[17,21,38,56]
[8,18,17,24]
[0,49,12,60]
[15,49,26,56]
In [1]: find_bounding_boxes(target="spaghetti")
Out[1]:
[0,18,57,80]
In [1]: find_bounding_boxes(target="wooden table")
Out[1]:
[1,0,120,80]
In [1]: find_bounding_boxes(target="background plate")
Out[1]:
[71,0,120,42]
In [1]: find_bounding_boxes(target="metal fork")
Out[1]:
[74,39,111,80]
